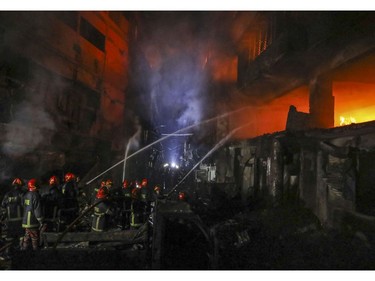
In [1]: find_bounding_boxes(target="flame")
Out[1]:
[339,116,356,126]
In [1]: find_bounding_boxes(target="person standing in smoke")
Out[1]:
[107,179,123,229]
[91,180,106,205]
[42,175,63,232]
[91,187,114,232]
[21,179,44,251]
[59,172,79,228]
[130,180,143,228]
[0,178,25,259]
[139,178,151,222]
[119,179,132,230]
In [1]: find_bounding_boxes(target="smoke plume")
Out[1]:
[2,100,55,157]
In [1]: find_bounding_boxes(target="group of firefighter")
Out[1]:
[0,172,178,259]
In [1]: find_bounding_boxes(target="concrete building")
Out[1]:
[0,11,130,179]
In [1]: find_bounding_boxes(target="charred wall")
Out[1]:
[0,11,130,180]
[222,121,375,228]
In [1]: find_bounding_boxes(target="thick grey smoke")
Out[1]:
[135,12,257,131]
[2,100,55,157]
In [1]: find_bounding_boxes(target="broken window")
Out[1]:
[79,17,105,52]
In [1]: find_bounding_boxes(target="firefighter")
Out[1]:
[130,180,143,228]
[120,179,132,230]
[91,180,106,205]
[42,175,63,232]
[139,178,151,222]
[0,178,25,258]
[21,179,44,251]
[59,172,79,228]
[106,179,122,229]
[91,187,114,232]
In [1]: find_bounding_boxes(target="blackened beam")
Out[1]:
[43,229,146,243]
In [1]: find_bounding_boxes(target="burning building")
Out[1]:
[0,11,130,182]
[2,11,375,269]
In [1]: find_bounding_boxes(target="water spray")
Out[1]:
[122,127,141,182]
[166,122,251,198]
[85,105,255,185]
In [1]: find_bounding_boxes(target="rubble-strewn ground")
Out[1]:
[214,205,375,269]
[3,203,375,270]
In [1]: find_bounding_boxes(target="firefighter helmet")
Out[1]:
[178,191,186,201]
[131,187,140,199]
[12,178,24,187]
[64,172,75,182]
[154,185,161,193]
[141,178,148,187]
[28,179,38,191]
[96,187,108,199]
[105,179,113,188]
[49,175,59,186]
[100,180,106,188]
[122,179,129,189]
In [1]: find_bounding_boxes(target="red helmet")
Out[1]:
[178,191,186,201]
[141,178,148,187]
[96,187,108,199]
[131,187,140,199]
[64,172,75,182]
[100,180,106,188]
[122,179,129,189]
[49,175,59,186]
[105,179,113,188]
[12,178,24,187]
[28,179,38,191]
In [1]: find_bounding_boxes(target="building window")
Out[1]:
[56,11,78,31]
[79,17,105,52]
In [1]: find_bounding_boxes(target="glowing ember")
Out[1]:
[339,116,356,126]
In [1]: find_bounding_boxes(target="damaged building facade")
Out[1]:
[2,11,375,269]
[213,12,375,231]
[0,12,130,180]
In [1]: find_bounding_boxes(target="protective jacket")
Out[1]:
[42,185,63,223]
[1,187,24,222]
[91,199,113,232]
[60,181,78,209]
[22,190,44,228]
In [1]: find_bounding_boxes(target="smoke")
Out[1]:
[134,12,258,132]
[2,100,55,157]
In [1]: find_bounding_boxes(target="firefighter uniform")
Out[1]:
[109,185,123,229]
[120,180,132,229]
[91,188,113,232]
[42,176,63,232]
[21,179,44,251]
[140,179,151,222]
[60,173,79,227]
[130,183,143,228]
[1,179,25,257]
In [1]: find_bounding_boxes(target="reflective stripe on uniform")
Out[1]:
[27,211,31,226]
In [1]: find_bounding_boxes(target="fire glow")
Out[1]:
[339,116,356,126]
[334,82,375,127]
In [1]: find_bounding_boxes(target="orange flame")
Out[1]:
[339,116,356,126]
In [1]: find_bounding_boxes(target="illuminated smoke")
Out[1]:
[134,12,258,131]
[2,98,55,157]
